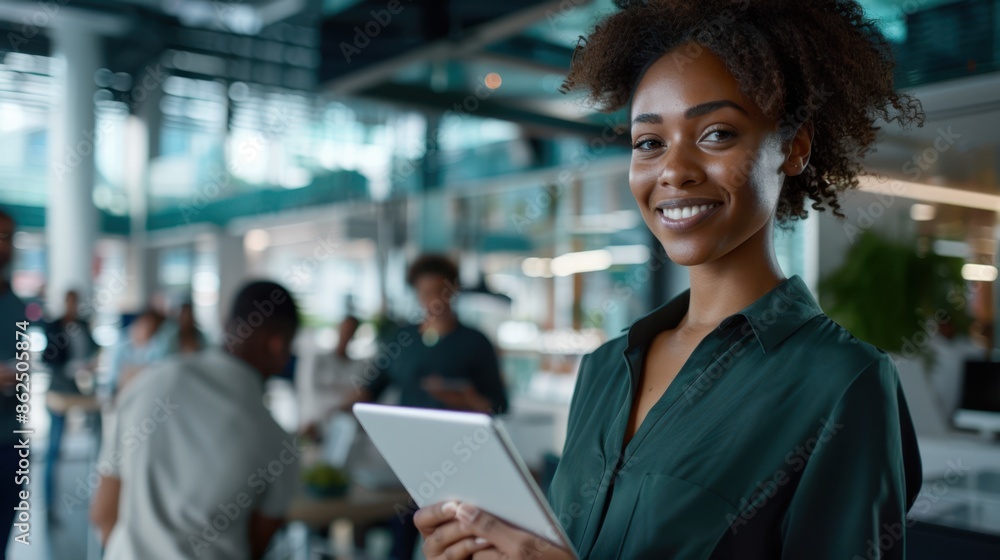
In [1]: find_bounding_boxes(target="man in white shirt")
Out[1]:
[90,281,302,560]
[297,315,367,430]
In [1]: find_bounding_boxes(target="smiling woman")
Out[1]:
[627,50,801,267]
[413,2,925,560]
[565,0,923,225]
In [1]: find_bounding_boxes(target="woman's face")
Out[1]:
[131,316,155,344]
[629,45,803,267]
[415,274,454,317]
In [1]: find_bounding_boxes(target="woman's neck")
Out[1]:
[422,311,458,334]
[682,224,785,331]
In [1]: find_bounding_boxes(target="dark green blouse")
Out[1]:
[546,275,921,559]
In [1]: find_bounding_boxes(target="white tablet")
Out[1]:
[352,403,577,557]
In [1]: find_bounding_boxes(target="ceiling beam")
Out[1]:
[325,0,570,95]
[0,0,131,36]
[474,36,573,75]
[357,82,629,143]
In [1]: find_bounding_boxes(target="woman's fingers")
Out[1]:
[441,535,493,560]
[471,548,504,560]
[421,520,483,558]
[414,500,459,537]
[421,503,571,560]
[455,504,559,558]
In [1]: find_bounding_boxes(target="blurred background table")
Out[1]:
[288,483,411,530]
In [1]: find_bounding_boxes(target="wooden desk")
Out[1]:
[287,484,412,530]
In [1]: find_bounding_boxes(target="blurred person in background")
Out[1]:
[42,289,99,522]
[162,301,207,355]
[297,314,362,437]
[415,1,922,559]
[90,280,302,560]
[297,313,387,555]
[106,308,166,396]
[353,254,508,560]
[0,209,26,558]
[356,254,508,415]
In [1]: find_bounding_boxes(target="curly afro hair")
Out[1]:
[562,0,924,223]
[406,254,460,287]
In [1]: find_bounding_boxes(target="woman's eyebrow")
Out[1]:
[631,100,749,127]
[632,99,750,125]
[632,113,662,125]
[685,100,748,118]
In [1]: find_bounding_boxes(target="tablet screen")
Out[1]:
[353,403,576,556]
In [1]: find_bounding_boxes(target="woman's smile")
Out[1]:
[655,198,724,232]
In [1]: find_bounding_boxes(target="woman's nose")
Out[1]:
[658,145,705,189]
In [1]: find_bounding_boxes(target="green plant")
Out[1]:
[302,463,350,498]
[302,463,349,485]
[819,230,969,368]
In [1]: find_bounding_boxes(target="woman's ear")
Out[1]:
[782,121,814,177]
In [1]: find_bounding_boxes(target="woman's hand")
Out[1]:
[415,501,493,560]
[453,503,575,560]
[422,376,492,413]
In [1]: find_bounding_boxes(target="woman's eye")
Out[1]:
[703,129,736,143]
[632,138,661,150]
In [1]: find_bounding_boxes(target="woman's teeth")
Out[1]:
[661,203,720,220]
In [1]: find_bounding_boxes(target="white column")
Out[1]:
[121,78,162,312]
[216,232,247,323]
[45,25,101,315]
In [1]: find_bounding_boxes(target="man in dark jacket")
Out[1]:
[42,289,99,519]
[0,208,27,557]
[42,290,97,388]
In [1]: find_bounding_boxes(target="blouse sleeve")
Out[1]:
[780,354,922,560]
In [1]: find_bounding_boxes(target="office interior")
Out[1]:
[1,0,1000,558]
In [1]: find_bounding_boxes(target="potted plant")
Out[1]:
[818,230,969,369]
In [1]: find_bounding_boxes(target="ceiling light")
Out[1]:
[244,229,270,252]
[857,176,1000,212]
[550,250,612,277]
[910,203,936,221]
[961,263,998,282]
[521,257,552,278]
